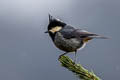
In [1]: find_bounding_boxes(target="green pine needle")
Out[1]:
[58,56,101,80]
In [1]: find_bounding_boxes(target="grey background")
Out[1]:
[0,0,120,80]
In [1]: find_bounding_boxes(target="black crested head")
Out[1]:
[48,14,66,31]
[47,14,66,41]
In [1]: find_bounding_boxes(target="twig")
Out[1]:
[58,56,101,80]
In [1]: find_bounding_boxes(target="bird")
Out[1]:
[45,14,107,62]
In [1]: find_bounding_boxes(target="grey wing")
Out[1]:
[74,29,108,39]
[60,25,98,39]
[73,29,98,38]
[59,25,77,39]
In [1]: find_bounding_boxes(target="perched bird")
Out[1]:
[45,14,107,61]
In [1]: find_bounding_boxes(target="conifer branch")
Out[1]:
[59,56,101,80]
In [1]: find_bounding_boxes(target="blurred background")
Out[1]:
[0,0,120,80]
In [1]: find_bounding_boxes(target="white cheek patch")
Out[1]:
[49,26,62,33]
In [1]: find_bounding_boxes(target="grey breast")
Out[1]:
[54,32,81,52]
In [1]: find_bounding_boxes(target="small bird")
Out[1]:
[45,14,107,61]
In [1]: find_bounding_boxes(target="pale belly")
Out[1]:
[54,32,83,52]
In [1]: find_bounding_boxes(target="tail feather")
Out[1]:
[89,34,108,39]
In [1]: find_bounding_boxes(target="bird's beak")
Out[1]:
[44,31,49,33]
